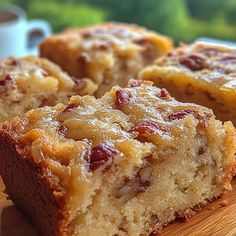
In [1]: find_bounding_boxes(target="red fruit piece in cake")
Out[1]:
[115,90,131,108]
[179,54,207,71]
[89,144,118,171]
[129,121,168,142]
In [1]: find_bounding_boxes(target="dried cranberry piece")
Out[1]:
[89,144,118,171]
[198,147,205,156]
[220,56,236,64]
[129,121,167,141]
[0,74,14,93]
[158,88,171,99]
[63,103,79,112]
[179,54,207,71]
[115,90,131,108]
[168,110,196,121]
[0,74,12,86]
[0,80,6,87]
[10,58,21,66]
[5,74,12,80]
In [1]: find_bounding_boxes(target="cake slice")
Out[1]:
[140,42,236,125]
[0,56,97,122]
[0,80,235,236]
[40,22,173,97]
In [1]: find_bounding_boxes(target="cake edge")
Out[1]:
[0,130,69,236]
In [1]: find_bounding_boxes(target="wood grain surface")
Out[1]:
[0,178,236,236]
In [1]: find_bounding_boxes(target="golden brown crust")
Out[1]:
[0,130,69,236]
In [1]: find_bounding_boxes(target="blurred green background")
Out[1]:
[1,0,236,43]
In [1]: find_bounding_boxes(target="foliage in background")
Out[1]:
[1,0,236,43]
[28,1,105,32]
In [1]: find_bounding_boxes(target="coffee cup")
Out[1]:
[0,4,51,59]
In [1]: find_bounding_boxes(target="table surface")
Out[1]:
[1,178,236,236]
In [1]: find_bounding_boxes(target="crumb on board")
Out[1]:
[220,200,229,207]
[207,205,217,210]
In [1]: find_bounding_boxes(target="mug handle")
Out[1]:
[26,19,51,55]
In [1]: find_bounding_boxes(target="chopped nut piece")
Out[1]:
[116,164,153,201]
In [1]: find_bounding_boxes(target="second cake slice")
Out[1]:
[140,42,236,125]
[40,22,173,97]
[0,80,235,236]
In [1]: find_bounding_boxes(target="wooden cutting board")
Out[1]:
[0,178,236,236]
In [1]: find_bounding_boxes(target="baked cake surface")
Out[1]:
[0,80,235,236]
[40,22,172,97]
[140,42,236,125]
[0,56,97,122]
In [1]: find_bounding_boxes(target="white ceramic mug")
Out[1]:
[0,4,51,59]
